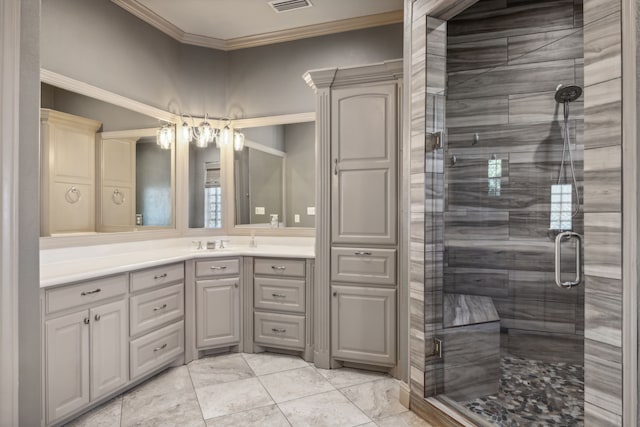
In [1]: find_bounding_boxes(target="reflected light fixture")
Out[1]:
[233,129,245,151]
[220,122,233,147]
[182,113,219,148]
[156,124,174,150]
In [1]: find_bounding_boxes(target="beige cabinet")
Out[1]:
[331,285,396,366]
[45,299,127,424]
[40,109,101,236]
[196,277,240,348]
[97,136,136,231]
[331,83,397,245]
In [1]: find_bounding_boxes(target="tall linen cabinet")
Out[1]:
[304,59,403,370]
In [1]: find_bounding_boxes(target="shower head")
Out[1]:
[555,84,582,103]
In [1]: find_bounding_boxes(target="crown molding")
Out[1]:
[111,0,402,51]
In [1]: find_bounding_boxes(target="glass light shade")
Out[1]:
[233,131,245,151]
[220,125,232,146]
[196,131,209,148]
[197,122,214,148]
[157,126,174,150]
[181,122,192,142]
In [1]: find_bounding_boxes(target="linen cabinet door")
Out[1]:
[90,299,128,400]
[196,278,240,348]
[331,83,397,245]
[46,310,90,424]
[331,285,396,366]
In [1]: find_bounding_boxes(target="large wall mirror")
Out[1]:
[234,120,315,229]
[40,81,176,237]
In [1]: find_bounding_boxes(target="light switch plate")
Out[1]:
[294,214,300,223]
[255,207,265,215]
[307,207,315,216]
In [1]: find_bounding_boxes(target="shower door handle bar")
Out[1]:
[554,231,583,289]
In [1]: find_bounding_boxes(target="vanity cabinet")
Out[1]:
[195,258,241,350]
[44,275,128,425]
[253,258,308,353]
[40,109,102,236]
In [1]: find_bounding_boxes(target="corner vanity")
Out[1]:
[41,239,314,426]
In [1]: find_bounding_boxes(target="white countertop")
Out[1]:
[40,237,315,288]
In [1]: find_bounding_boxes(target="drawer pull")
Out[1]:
[271,266,286,271]
[272,293,286,298]
[81,288,101,296]
[153,343,168,352]
[271,328,287,333]
[210,266,228,270]
[153,303,168,312]
[154,273,168,280]
[354,251,372,256]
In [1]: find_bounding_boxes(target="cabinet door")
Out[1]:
[90,299,128,400]
[331,83,397,245]
[196,278,240,348]
[331,285,396,366]
[46,310,90,424]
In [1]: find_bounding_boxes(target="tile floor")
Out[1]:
[65,352,433,427]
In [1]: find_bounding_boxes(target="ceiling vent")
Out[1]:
[268,0,313,13]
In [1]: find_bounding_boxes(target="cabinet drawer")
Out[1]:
[254,258,305,278]
[254,312,305,350]
[130,283,184,336]
[130,321,184,380]
[254,277,305,314]
[130,263,184,293]
[331,248,396,286]
[46,274,127,314]
[195,258,240,278]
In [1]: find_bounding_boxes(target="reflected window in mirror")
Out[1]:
[189,143,222,229]
[39,82,176,237]
[234,121,315,229]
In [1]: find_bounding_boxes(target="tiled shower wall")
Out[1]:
[443,0,585,362]
[407,0,625,424]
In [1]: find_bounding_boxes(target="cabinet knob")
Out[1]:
[234,283,239,288]
[333,292,337,297]
[83,317,90,325]
[94,314,101,321]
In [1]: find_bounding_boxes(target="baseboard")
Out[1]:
[399,381,411,408]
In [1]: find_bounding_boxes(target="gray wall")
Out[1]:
[227,24,403,117]
[249,150,284,224]
[41,83,159,131]
[444,0,584,362]
[284,122,315,227]
[243,125,285,151]
[41,0,227,115]
[20,0,42,425]
[136,142,172,226]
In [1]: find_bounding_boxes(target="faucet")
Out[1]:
[220,239,230,249]
[270,214,279,228]
[192,240,203,250]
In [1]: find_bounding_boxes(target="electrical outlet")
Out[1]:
[255,207,265,215]
[294,214,300,223]
[307,207,315,216]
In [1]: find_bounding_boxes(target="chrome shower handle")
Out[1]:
[554,231,583,289]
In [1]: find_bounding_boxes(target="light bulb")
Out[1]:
[181,122,192,142]
[233,131,245,151]
[220,125,232,146]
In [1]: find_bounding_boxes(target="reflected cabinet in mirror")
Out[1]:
[234,121,315,229]
[40,83,176,237]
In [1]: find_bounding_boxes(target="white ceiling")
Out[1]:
[113,0,404,50]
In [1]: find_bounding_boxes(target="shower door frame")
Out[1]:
[403,0,639,425]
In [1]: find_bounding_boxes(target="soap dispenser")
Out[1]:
[249,231,257,248]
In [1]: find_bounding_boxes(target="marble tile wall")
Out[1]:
[444,0,586,361]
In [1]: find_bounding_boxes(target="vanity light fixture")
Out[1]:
[220,122,233,147]
[156,124,174,150]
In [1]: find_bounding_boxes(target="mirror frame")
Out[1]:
[225,113,316,237]
[40,69,183,249]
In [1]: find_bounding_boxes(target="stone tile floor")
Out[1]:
[461,356,584,426]
[65,352,433,427]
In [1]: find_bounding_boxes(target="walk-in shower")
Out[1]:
[428,0,586,425]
